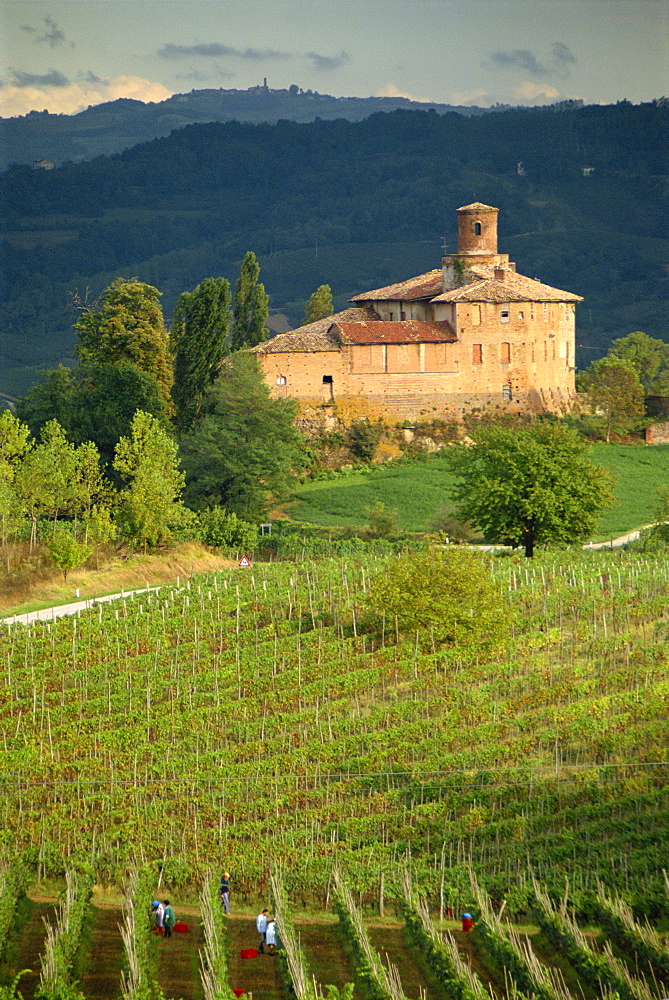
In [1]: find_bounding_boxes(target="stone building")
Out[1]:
[252,203,582,424]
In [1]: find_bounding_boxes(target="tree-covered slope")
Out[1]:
[1,100,667,397]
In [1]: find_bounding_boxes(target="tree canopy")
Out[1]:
[179,352,302,521]
[445,422,615,557]
[303,284,333,324]
[579,356,645,442]
[74,278,174,410]
[608,331,669,395]
[230,252,269,351]
[171,276,231,431]
[365,548,509,649]
[114,410,191,548]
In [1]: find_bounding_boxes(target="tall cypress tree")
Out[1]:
[171,277,231,431]
[230,251,269,351]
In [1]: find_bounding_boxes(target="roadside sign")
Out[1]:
[238,556,251,568]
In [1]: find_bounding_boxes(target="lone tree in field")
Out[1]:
[445,422,615,557]
[579,356,644,443]
[366,547,509,649]
[230,252,269,350]
[303,284,333,324]
[171,276,231,431]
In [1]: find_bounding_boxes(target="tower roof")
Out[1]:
[457,202,497,212]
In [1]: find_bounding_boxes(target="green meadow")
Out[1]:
[290,443,669,540]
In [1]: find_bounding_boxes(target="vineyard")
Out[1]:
[1,545,669,997]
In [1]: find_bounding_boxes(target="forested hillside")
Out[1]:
[1,99,667,397]
[0,83,494,169]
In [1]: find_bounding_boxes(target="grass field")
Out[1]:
[290,443,669,540]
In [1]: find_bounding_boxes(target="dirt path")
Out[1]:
[450,929,507,995]
[295,918,356,993]
[367,923,443,1000]
[78,905,126,1000]
[225,916,284,999]
[155,917,205,1000]
[0,898,56,1000]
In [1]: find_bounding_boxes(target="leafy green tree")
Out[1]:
[113,410,191,549]
[16,366,75,439]
[171,277,231,430]
[365,547,509,648]
[445,422,615,557]
[14,420,79,546]
[47,528,90,582]
[579,356,645,442]
[303,284,333,324]
[72,440,108,527]
[608,331,669,395]
[197,506,257,551]
[365,501,399,538]
[71,362,170,464]
[74,278,174,411]
[0,410,31,484]
[180,352,302,521]
[230,252,269,350]
[0,480,23,546]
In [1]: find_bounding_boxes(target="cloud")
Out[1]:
[490,48,546,76]
[21,16,69,48]
[159,42,290,60]
[9,69,69,89]
[488,42,577,78]
[306,50,349,72]
[0,74,172,117]
[512,81,561,103]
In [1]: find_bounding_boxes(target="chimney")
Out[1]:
[494,267,506,281]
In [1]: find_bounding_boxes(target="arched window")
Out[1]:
[474,221,482,235]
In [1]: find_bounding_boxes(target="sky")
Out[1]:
[1,0,667,118]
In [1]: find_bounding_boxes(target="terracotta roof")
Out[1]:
[431,272,583,304]
[333,320,456,345]
[350,269,444,303]
[250,307,376,354]
[457,202,497,212]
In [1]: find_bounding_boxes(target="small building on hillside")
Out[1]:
[251,203,582,424]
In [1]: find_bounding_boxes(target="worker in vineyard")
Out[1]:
[256,908,269,953]
[266,916,277,955]
[152,899,165,933]
[163,899,176,938]
[220,872,231,913]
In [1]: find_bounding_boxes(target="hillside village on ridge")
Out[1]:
[252,203,582,425]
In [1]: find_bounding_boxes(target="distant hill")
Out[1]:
[0,100,667,398]
[0,84,501,169]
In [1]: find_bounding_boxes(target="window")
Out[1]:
[518,310,524,320]
[400,310,406,320]
[276,375,287,386]
[502,383,512,401]
[501,308,510,323]
[389,311,394,320]
[472,304,481,326]
[473,344,483,364]
[501,342,510,364]
[474,221,482,235]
